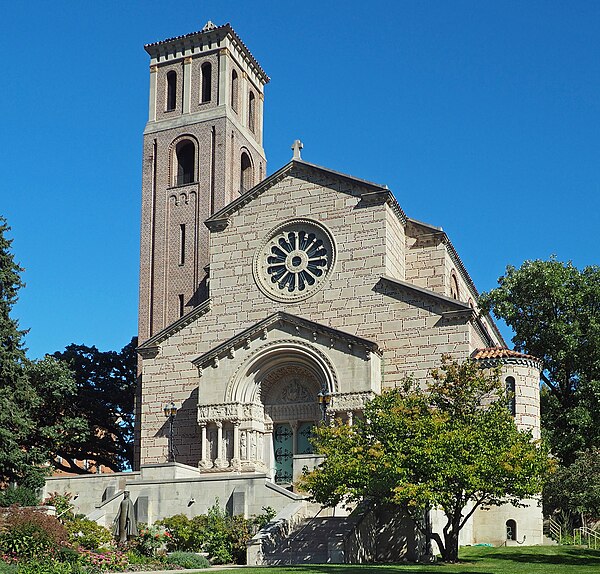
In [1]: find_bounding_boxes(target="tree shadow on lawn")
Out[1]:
[259,566,494,574]
[479,547,600,566]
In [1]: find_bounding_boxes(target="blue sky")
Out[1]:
[1,1,599,359]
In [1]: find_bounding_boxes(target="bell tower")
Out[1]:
[138,22,269,342]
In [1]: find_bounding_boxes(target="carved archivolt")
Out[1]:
[226,339,339,403]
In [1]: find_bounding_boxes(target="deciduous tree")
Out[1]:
[479,259,600,464]
[52,338,137,472]
[300,358,549,562]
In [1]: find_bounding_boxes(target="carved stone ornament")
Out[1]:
[253,219,336,303]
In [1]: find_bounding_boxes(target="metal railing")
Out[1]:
[574,527,600,549]
[546,518,562,543]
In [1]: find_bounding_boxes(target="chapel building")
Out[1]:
[46,22,544,560]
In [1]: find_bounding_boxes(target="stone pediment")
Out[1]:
[204,159,407,232]
[191,311,380,373]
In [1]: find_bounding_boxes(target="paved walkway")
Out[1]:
[111,566,249,574]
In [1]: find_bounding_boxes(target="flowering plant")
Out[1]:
[79,548,128,571]
[132,524,172,557]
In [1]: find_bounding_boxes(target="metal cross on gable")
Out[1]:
[291,139,303,160]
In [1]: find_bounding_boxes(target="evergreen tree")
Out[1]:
[0,216,40,485]
[0,216,84,487]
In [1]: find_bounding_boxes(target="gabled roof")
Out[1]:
[205,159,407,231]
[137,299,212,357]
[191,311,381,371]
[145,22,269,84]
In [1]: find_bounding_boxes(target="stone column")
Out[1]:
[346,411,354,427]
[199,424,210,469]
[264,428,274,481]
[183,56,192,114]
[214,421,223,468]
[230,422,240,470]
[218,48,229,107]
[148,65,157,122]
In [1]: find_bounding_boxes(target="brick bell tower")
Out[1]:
[138,21,269,342]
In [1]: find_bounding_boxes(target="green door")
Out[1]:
[274,423,293,484]
[297,422,315,454]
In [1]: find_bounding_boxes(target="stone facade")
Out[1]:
[46,22,544,553]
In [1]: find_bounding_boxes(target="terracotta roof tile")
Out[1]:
[472,347,540,361]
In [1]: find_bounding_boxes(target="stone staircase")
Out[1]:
[263,515,359,564]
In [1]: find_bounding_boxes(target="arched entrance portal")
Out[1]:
[224,341,336,484]
[261,365,322,484]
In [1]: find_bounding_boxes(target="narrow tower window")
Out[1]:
[240,152,253,193]
[505,376,516,416]
[179,224,186,265]
[231,70,238,112]
[248,91,256,132]
[166,71,177,111]
[175,141,195,185]
[201,62,212,103]
[178,294,185,317]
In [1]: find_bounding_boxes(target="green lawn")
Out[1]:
[218,546,600,574]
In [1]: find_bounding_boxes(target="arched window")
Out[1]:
[201,62,212,103]
[506,519,517,541]
[240,152,253,193]
[505,376,516,416]
[248,91,256,132]
[166,71,177,111]
[231,70,239,112]
[450,271,460,300]
[175,141,195,185]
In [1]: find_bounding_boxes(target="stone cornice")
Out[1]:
[205,159,390,232]
[475,356,542,370]
[379,275,472,312]
[137,299,212,356]
[145,23,270,84]
[192,311,381,372]
[359,190,408,226]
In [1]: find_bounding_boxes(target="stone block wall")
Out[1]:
[138,167,487,465]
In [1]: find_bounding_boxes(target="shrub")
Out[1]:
[155,514,196,551]
[78,549,128,572]
[16,560,88,574]
[132,524,171,557]
[43,493,75,523]
[0,487,40,509]
[155,503,275,564]
[65,518,112,551]
[252,506,277,532]
[166,551,210,569]
[0,507,68,561]
[124,549,161,565]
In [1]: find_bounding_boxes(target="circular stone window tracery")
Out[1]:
[253,219,336,302]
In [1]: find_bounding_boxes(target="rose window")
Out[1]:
[254,219,336,302]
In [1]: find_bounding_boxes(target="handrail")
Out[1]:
[574,527,600,549]
[547,518,562,543]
